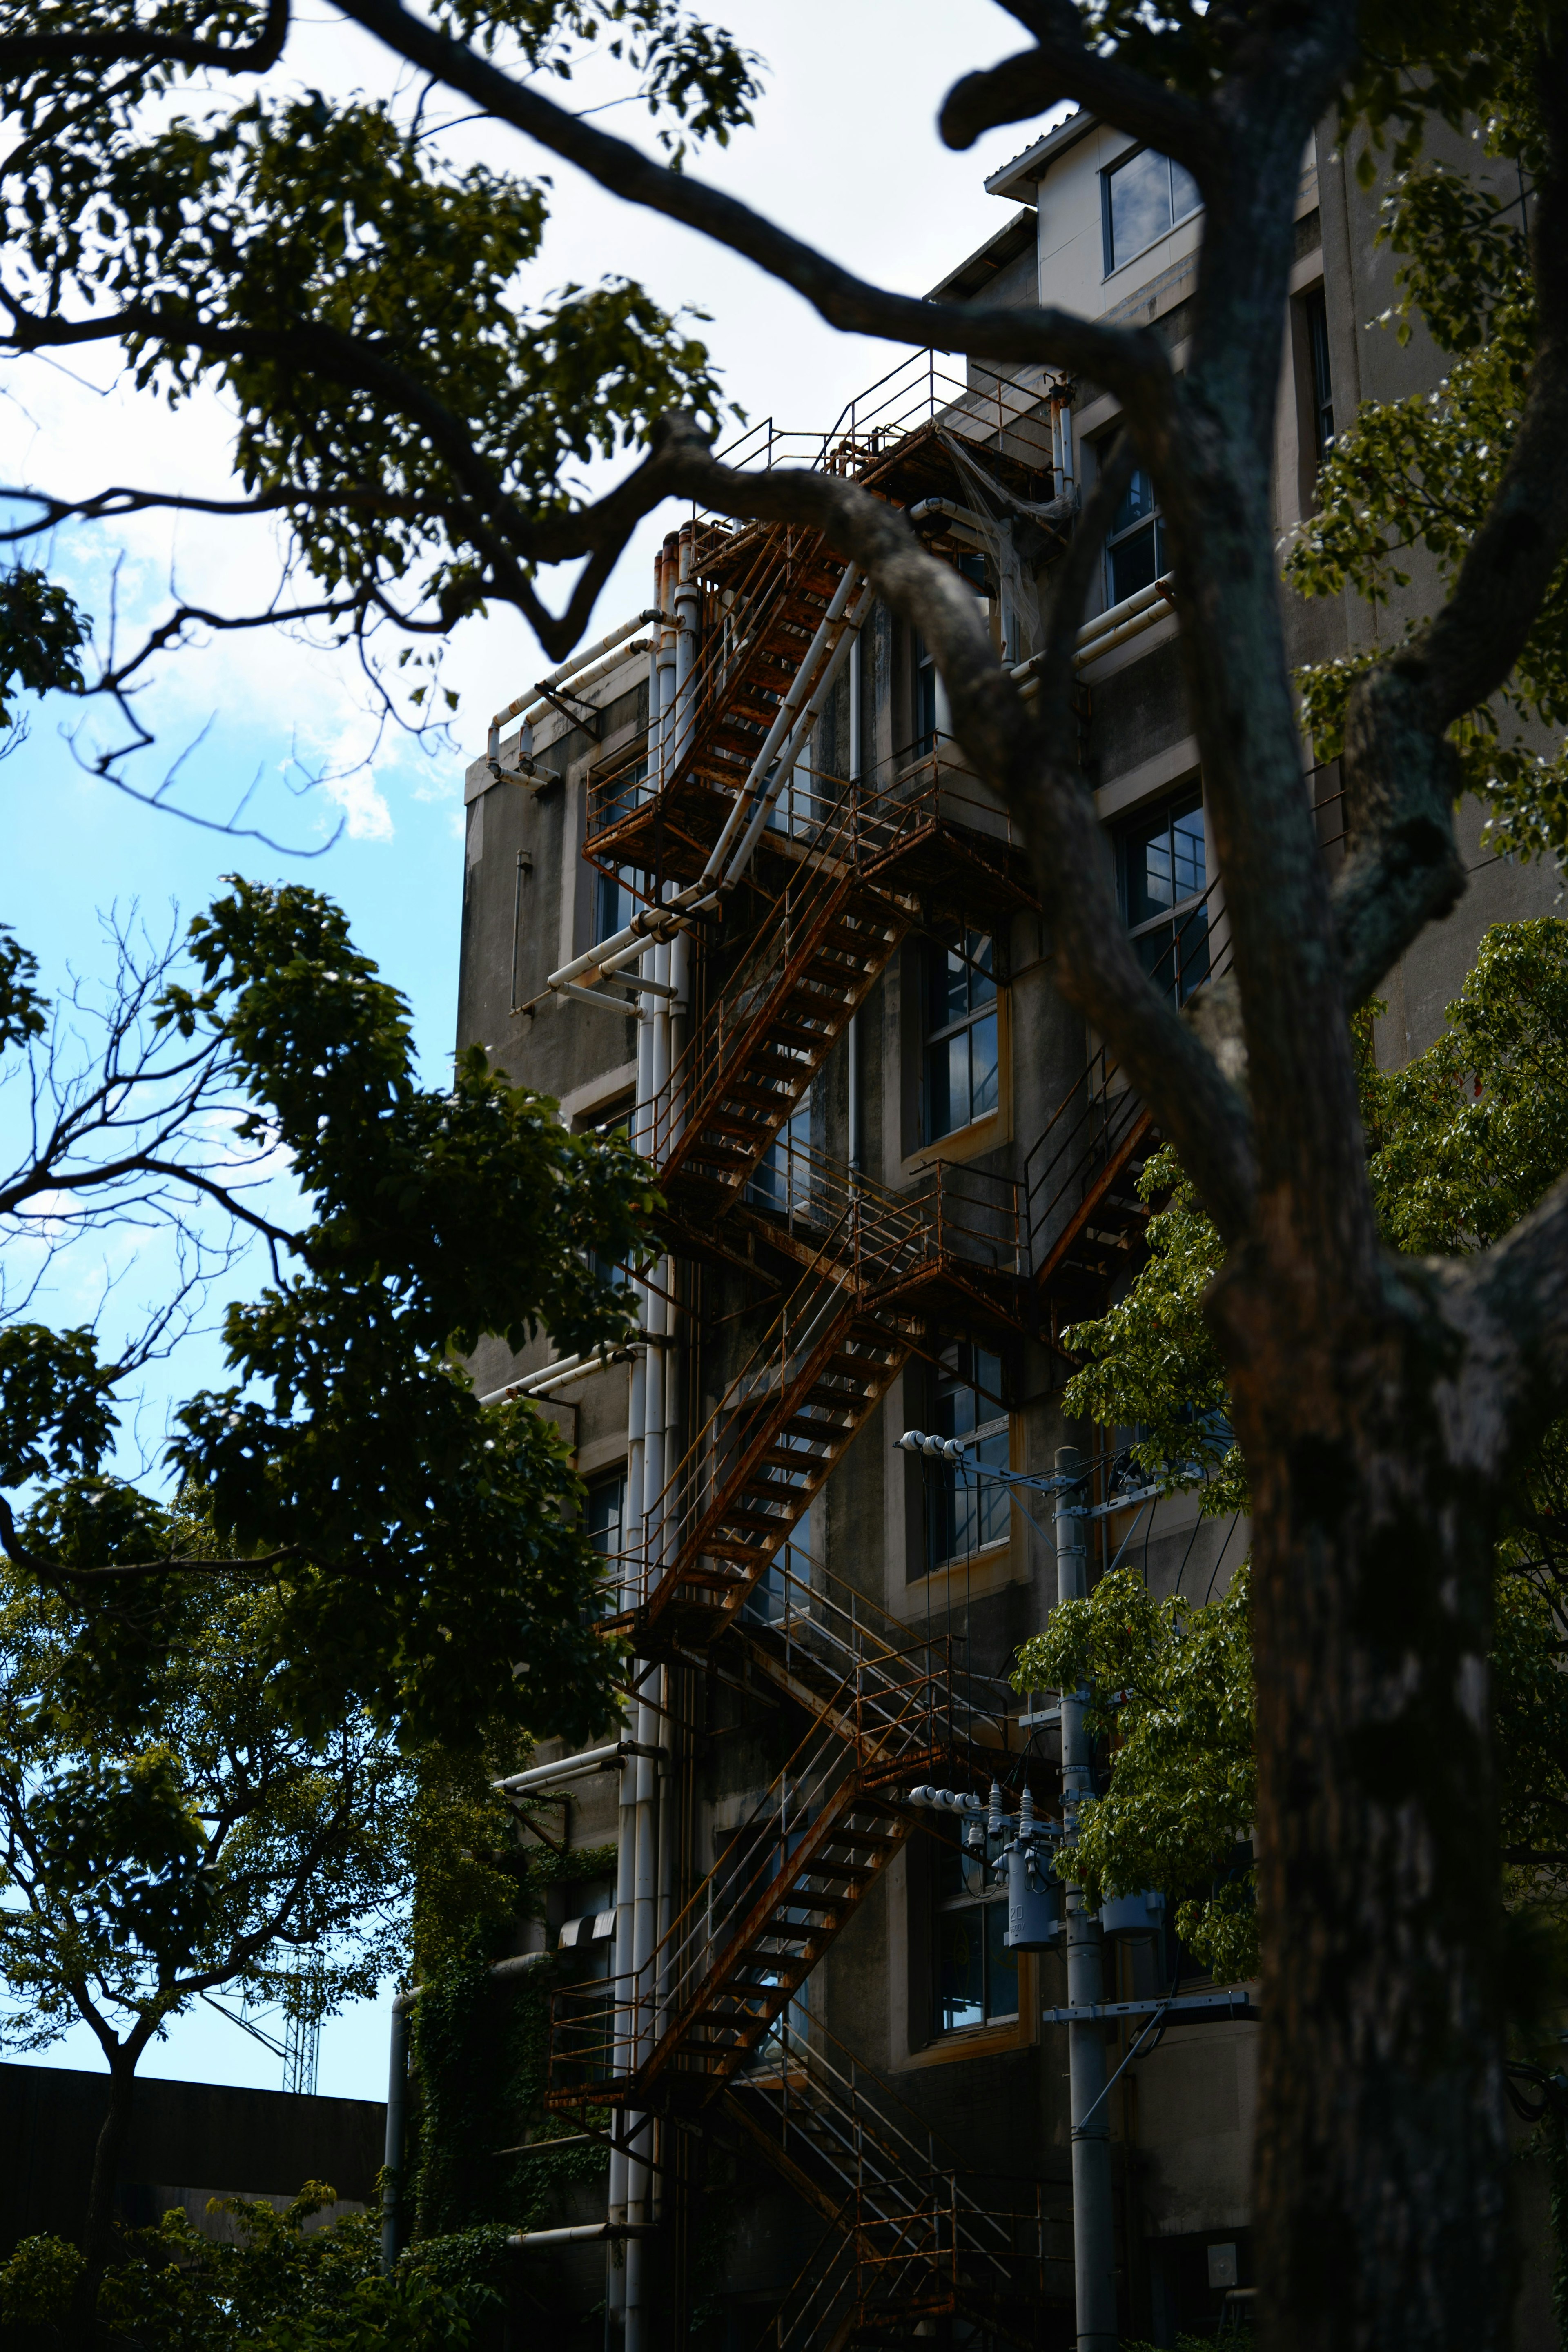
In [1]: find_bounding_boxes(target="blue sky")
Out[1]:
[1,0,1046,2105]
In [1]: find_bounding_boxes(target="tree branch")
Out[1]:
[327,0,1169,406]
[1333,28,1568,1007]
[0,0,289,78]
[940,9,1211,176]
[0,1494,296,1583]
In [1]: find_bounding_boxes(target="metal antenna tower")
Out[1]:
[282,1959,325,2098]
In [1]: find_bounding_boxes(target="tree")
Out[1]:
[0,2184,503,2350]
[1026,919,1568,1998]
[0,878,654,1750]
[0,1527,416,2335]
[6,1,1568,2339]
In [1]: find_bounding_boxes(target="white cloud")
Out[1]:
[321,762,395,842]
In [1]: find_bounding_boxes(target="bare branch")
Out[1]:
[0,0,289,77]
[328,0,1169,409]
[941,9,1210,174]
[0,1495,297,1582]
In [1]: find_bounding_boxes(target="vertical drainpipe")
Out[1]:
[1056,1445,1116,2352]
[608,552,668,2344]
[846,629,864,1175]
[380,1989,418,2276]
[650,527,697,2222]
[624,530,687,2352]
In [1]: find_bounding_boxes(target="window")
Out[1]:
[1102,145,1201,274]
[747,1096,815,1221]
[913,631,950,756]
[585,1470,626,1617]
[931,1817,1019,2034]
[1304,286,1334,456]
[923,1341,1009,1572]
[1119,792,1210,1001]
[586,1470,624,1562]
[595,862,640,945]
[1105,465,1168,608]
[923,932,998,1142]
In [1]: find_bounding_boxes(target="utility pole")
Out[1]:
[1056,1444,1117,2352]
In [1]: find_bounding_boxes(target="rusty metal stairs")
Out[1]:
[585,522,851,880]
[547,1626,978,2115]
[725,2018,1059,2352]
[652,862,909,1221]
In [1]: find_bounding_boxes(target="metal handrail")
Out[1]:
[547,1637,965,2097]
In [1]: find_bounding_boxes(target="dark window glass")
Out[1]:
[913,631,948,755]
[1119,793,1210,1002]
[747,1097,815,1221]
[930,1817,1018,2036]
[923,1341,1009,1572]
[923,933,998,1143]
[595,863,640,945]
[1105,465,1167,608]
[1305,287,1334,456]
[1104,147,1203,273]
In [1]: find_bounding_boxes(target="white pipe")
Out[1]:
[477,1343,644,1405]
[490,611,662,734]
[492,1744,636,1795]
[1072,587,1174,669]
[1052,392,1076,500]
[722,577,875,885]
[1056,1446,1116,2352]
[510,2222,657,2249]
[847,629,863,1174]
[907,496,988,546]
[699,564,864,884]
[487,619,659,791]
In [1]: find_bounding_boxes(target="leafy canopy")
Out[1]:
[0,1539,410,2067]
[1287,67,1568,861]
[1031,921,1568,1973]
[0,0,760,747]
[1,880,657,1748]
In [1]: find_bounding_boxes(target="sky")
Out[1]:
[1,0,1049,2105]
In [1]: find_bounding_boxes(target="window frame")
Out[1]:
[1117,789,1211,1004]
[921,1341,1010,1576]
[1100,144,1203,278]
[929,1818,1020,2037]
[1102,460,1169,611]
[1304,284,1335,457]
[921,930,1000,1145]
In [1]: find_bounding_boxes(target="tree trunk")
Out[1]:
[1217,1256,1508,2351]
[69,2049,140,2352]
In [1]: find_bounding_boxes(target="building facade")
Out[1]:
[451,109,1557,2352]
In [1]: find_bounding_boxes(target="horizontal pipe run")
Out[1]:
[908,496,988,543]
[555,978,644,1017]
[478,1344,643,1405]
[492,1741,667,1795]
[1009,574,1176,694]
[490,612,662,733]
[508,2223,659,2248]
[547,883,715,994]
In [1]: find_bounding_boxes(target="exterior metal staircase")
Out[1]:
[621,1143,1027,1656]
[727,2017,1068,2352]
[586,521,853,878]
[544,354,1087,2349]
[548,1604,1003,2114]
